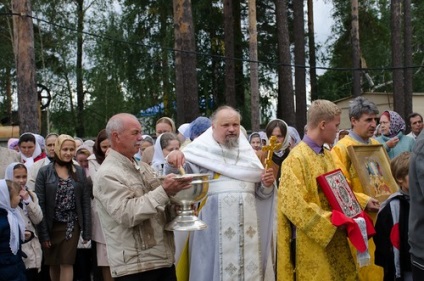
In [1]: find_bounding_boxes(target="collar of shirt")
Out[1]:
[132,158,140,171]
[348,131,371,144]
[303,135,324,154]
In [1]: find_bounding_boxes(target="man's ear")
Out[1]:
[111,131,119,142]
[319,120,326,130]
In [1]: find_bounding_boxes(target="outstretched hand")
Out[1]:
[162,174,193,197]
[166,150,186,168]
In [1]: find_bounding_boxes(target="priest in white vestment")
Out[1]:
[165,106,276,281]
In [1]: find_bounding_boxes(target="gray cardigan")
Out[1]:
[408,131,424,265]
[35,162,91,242]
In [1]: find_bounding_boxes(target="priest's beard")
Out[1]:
[223,135,239,149]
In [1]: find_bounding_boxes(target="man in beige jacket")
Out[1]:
[93,113,191,281]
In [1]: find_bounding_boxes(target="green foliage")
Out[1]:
[6,0,424,135]
[319,0,424,101]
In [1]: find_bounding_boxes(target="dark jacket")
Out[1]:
[35,162,91,242]
[0,209,27,281]
[374,193,411,281]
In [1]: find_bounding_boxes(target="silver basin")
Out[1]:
[165,173,209,231]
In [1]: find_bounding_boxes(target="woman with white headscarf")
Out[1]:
[5,162,43,281]
[0,179,27,281]
[18,133,46,170]
[151,132,180,175]
[256,119,290,185]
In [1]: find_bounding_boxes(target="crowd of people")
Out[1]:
[1,97,424,281]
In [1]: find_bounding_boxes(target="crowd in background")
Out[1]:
[1,98,423,281]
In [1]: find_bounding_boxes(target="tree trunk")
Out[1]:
[76,0,85,137]
[293,0,307,133]
[160,6,172,117]
[351,0,361,97]
[234,0,244,111]
[209,29,221,116]
[275,0,294,125]
[173,0,199,125]
[223,0,236,107]
[5,66,12,118]
[403,0,412,120]
[307,0,318,100]
[248,0,259,131]
[12,0,39,133]
[391,0,404,116]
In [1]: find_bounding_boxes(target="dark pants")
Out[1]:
[412,255,424,281]
[73,249,93,281]
[26,268,40,281]
[114,265,176,281]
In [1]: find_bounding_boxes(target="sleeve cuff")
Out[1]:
[151,186,170,207]
[259,182,275,195]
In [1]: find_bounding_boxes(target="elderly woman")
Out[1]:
[375,110,415,159]
[35,134,91,281]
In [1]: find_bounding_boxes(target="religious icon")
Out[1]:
[365,158,392,197]
[317,169,362,218]
[347,144,398,202]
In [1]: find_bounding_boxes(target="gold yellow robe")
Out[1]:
[277,142,357,281]
[332,135,384,281]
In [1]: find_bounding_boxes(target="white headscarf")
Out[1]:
[4,162,23,181]
[151,133,166,175]
[0,180,25,255]
[19,133,42,170]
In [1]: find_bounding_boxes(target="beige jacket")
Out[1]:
[93,149,175,278]
[19,190,43,270]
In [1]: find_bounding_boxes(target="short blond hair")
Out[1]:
[390,152,411,184]
[307,100,341,129]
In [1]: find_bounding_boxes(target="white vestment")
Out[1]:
[171,128,275,281]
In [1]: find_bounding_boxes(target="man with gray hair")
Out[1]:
[332,96,383,280]
[93,113,192,280]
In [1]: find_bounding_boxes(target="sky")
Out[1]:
[313,0,335,74]
[314,0,335,44]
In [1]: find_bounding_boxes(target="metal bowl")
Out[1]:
[165,173,210,231]
[169,173,210,204]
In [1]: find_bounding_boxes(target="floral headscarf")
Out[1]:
[383,111,406,137]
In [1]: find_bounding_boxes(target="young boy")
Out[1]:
[374,151,412,281]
